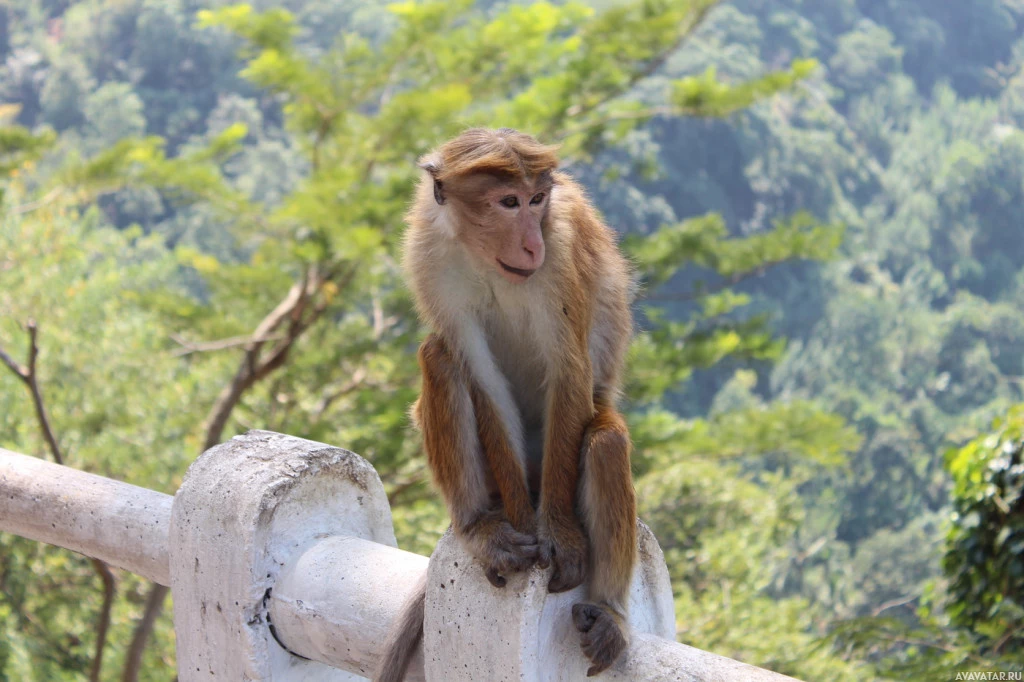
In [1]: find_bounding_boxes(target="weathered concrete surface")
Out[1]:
[170,430,396,682]
[269,534,428,681]
[3,434,804,682]
[423,521,678,682]
[0,447,172,585]
[603,632,801,681]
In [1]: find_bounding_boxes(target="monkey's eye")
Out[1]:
[529,192,546,206]
[499,196,519,208]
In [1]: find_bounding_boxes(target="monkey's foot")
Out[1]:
[464,513,538,588]
[572,603,628,677]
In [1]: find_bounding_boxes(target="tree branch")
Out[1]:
[313,366,368,417]
[0,320,117,682]
[870,593,919,618]
[120,582,167,682]
[11,187,65,215]
[169,332,285,357]
[123,264,355,681]
[549,1,719,140]
[385,469,427,508]
[87,559,117,682]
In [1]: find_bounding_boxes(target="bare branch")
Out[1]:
[125,265,355,678]
[23,321,65,466]
[0,320,116,681]
[385,470,427,508]
[88,559,117,682]
[11,187,65,215]
[169,332,285,357]
[549,1,719,140]
[202,275,314,450]
[120,584,168,682]
[0,342,26,379]
[870,593,919,618]
[0,321,64,465]
[313,367,368,417]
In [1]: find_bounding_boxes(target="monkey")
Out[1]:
[374,128,637,681]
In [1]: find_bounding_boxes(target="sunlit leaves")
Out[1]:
[672,59,818,118]
[658,401,858,466]
[943,405,1024,650]
[0,124,56,177]
[628,316,783,402]
[196,5,297,54]
[628,210,844,289]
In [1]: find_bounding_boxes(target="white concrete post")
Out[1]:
[169,430,398,681]
[423,523,677,681]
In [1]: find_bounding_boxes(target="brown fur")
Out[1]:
[471,381,535,536]
[428,127,561,183]
[373,128,636,681]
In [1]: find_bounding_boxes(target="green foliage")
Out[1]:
[1,1,848,678]
[8,0,1024,678]
[627,210,844,288]
[0,116,54,176]
[1,206,187,680]
[944,406,1024,653]
[672,58,818,117]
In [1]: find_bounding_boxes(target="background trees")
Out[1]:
[2,0,1023,679]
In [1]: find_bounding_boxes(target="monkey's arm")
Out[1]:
[416,334,538,586]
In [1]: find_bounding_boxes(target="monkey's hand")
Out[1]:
[572,602,629,676]
[460,510,539,588]
[537,513,588,593]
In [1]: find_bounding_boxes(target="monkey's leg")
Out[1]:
[571,400,636,677]
[470,382,536,536]
[537,355,594,595]
[417,334,538,588]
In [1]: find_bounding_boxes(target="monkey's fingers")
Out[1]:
[548,553,586,593]
[583,635,618,678]
[517,543,540,558]
[493,544,539,574]
[536,540,553,570]
[548,568,570,593]
[485,567,507,588]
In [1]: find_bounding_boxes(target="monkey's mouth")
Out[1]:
[497,260,537,279]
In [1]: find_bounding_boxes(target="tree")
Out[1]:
[1,0,859,678]
[945,405,1024,657]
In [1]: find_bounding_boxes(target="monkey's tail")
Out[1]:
[373,570,427,682]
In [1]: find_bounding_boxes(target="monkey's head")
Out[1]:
[418,128,560,284]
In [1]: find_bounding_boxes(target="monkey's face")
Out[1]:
[448,174,552,284]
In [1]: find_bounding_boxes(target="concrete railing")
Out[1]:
[0,430,799,681]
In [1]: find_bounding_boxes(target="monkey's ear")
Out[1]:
[418,159,446,205]
[417,159,446,204]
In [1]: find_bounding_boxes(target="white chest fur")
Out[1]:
[480,291,552,430]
